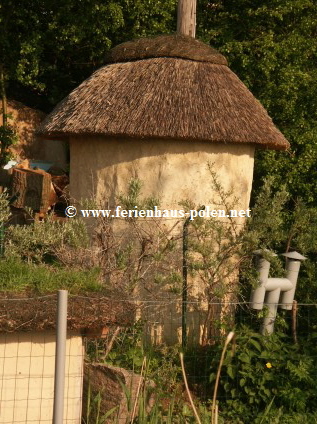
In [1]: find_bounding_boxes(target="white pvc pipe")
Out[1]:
[53,290,68,424]
[261,288,280,335]
[280,260,301,310]
[265,278,293,291]
[250,251,305,334]
[250,258,270,309]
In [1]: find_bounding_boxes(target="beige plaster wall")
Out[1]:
[0,331,84,423]
[70,136,254,212]
[69,136,255,344]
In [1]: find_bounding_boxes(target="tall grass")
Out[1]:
[0,257,102,293]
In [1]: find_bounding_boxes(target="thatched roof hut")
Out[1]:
[37,35,290,345]
[38,35,289,151]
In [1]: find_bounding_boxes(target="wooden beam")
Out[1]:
[177,0,197,38]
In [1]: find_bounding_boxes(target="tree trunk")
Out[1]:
[177,0,197,38]
[0,66,7,127]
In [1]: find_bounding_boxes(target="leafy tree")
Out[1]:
[3,0,316,205]
[1,0,177,111]
[197,0,317,205]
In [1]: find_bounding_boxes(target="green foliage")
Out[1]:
[5,214,88,263]
[117,178,160,213]
[208,327,317,422]
[1,0,177,109]
[89,178,181,295]
[0,257,102,293]
[183,166,249,303]
[85,322,317,423]
[0,124,18,166]
[197,0,317,205]
[246,176,289,251]
[84,380,118,424]
[238,176,317,303]
[99,322,147,371]
[89,322,182,390]
[3,0,317,210]
[184,169,295,296]
[0,191,102,293]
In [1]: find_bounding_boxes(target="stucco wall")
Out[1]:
[69,136,255,344]
[69,136,255,211]
[0,331,83,423]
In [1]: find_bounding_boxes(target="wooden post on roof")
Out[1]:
[177,0,197,38]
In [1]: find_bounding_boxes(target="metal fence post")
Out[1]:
[53,290,68,424]
[182,217,190,348]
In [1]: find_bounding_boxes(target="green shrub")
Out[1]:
[208,326,317,422]
[5,215,88,263]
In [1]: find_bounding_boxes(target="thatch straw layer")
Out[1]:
[0,294,135,333]
[38,36,289,151]
[105,34,228,65]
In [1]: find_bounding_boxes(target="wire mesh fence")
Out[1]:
[0,293,316,423]
[0,330,83,423]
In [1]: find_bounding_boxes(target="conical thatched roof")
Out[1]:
[38,35,289,150]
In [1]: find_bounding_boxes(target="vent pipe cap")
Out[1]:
[281,251,307,261]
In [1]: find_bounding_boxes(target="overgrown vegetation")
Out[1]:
[1,2,317,421]
[77,175,317,423]
[0,189,103,293]
[85,320,317,423]
[0,173,317,422]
